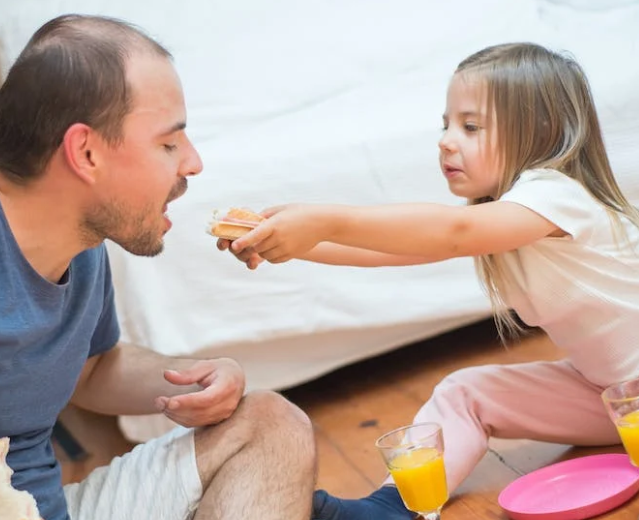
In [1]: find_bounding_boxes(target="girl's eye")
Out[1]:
[164,144,178,152]
[465,123,479,132]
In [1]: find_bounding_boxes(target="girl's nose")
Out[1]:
[438,132,454,153]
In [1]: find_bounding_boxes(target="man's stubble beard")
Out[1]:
[81,199,165,257]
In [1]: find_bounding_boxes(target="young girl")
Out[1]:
[220,42,639,520]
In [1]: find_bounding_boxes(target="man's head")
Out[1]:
[0,14,203,256]
[0,14,168,182]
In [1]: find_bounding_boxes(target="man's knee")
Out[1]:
[241,390,314,436]
[196,390,314,455]
[241,390,316,476]
[193,390,316,487]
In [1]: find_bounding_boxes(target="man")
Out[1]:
[0,14,316,520]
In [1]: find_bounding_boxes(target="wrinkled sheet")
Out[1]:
[2,0,638,440]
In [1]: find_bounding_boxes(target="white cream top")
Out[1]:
[499,168,639,387]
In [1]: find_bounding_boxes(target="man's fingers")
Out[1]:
[163,366,211,386]
[162,389,223,411]
[155,396,169,412]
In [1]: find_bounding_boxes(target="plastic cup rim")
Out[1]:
[375,421,442,450]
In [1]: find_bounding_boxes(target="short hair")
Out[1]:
[0,14,172,183]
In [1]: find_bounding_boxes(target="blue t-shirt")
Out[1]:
[0,201,120,520]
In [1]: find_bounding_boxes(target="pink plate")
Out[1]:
[498,454,639,520]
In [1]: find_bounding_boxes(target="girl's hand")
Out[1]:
[155,358,246,427]
[217,238,264,270]
[232,204,330,263]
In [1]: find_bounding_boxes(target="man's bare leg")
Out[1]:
[193,390,316,520]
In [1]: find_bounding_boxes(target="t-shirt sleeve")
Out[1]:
[499,168,601,242]
[89,247,120,356]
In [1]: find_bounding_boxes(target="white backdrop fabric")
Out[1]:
[2,0,638,440]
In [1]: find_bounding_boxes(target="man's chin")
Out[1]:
[140,244,164,257]
[118,237,165,257]
[136,242,164,257]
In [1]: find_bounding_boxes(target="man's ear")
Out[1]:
[61,123,101,185]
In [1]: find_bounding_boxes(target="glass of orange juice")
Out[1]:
[602,378,639,466]
[376,422,448,519]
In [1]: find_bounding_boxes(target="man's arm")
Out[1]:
[71,342,246,427]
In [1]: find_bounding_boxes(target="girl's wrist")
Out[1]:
[321,203,350,242]
[317,204,336,242]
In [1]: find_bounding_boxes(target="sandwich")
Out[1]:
[0,437,43,520]
[207,208,265,240]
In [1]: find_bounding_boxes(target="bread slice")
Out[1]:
[208,208,265,240]
[0,437,43,520]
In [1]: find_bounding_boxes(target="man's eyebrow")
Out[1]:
[158,121,187,137]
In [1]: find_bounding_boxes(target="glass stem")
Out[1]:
[420,513,440,520]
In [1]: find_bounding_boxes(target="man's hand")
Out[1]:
[155,358,246,427]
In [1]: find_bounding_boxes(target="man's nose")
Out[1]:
[181,141,203,177]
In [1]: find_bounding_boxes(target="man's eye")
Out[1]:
[164,144,178,152]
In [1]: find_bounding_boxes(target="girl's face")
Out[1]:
[438,72,501,200]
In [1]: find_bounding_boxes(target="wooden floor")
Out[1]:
[57,319,639,518]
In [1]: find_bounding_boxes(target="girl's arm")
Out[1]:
[232,201,561,264]
[299,242,429,267]
[217,239,428,268]
[325,201,561,261]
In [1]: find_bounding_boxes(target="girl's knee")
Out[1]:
[432,365,496,405]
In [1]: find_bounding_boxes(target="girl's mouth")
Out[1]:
[443,166,463,179]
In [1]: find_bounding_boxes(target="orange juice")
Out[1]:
[388,447,448,513]
[617,409,639,465]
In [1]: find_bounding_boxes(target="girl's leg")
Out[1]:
[405,358,618,490]
[314,359,619,520]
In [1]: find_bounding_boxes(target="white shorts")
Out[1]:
[64,426,202,520]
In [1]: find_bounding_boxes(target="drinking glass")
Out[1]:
[602,377,639,466]
[376,422,448,519]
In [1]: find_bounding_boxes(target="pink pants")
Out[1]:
[384,359,620,491]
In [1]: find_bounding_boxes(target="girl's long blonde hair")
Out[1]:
[456,43,639,338]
